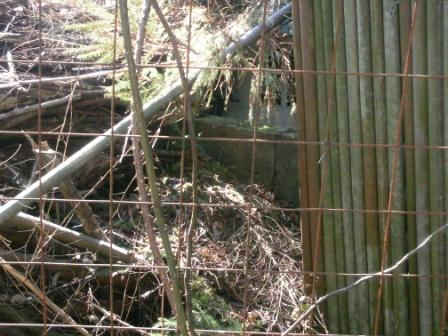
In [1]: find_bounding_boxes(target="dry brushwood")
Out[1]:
[154,172,321,332]
[25,135,108,241]
[0,3,292,226]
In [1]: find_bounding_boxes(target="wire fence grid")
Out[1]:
[0,0,447,335]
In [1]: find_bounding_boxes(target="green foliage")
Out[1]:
[190,276,241,331]
[64,0,158,64]
[104,67,165,104]
[152,276,241,334]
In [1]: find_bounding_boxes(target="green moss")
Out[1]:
[152,277,241,335]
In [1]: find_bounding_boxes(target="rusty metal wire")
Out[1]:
[0,0,447,335]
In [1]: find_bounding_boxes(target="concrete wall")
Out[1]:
[195,116,298,205]
[225,72,297,130]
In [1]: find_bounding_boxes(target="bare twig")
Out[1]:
[282,221,448,335]
[24,136,108,241]
[131,136,177,314]
[92,303,150,335]
[134,0,151,67]
[0,256,92,336]
[129,0,177,313]
[150,1,199,333]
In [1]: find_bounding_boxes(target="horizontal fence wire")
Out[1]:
[0,0,447,335]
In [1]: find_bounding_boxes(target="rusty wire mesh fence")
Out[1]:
[0,0,447,335]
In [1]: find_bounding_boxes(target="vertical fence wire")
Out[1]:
[0,0,447,335]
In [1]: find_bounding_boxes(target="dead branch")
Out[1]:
[6,212,136,263]
[0,32,21,42]
[25,136,108,241]
[0,69,125,91]
[0,3,292,227]
[0,256,92,336]
[149,1,199,332]
[134,0,151,67]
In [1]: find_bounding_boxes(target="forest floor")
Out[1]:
[0,1,318,335]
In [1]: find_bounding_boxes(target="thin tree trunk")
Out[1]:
[118,1,188,334]
[149,1,199,333]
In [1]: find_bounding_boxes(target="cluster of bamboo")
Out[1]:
[292,1,447,335]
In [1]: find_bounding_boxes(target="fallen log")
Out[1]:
[0,69,125,91]
[6,212,137,263]
[26,137,108,241]
[0,3,292,225]
[2,90,106,129]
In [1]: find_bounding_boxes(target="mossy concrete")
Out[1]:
[196,116,299,205]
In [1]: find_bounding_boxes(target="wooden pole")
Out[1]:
[369,1,392,333]
[444,5,448,334]
[298,0,325,299]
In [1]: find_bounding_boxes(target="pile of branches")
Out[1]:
[151,170,323,332]
[0,137,318,334]
[0,0,121,130]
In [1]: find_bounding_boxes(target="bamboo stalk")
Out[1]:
[382,1,409,334]
[444,5,448,333]
[412,1,432,334]
[370,0,394,334]
[399,2,419,334]
[368,1,394,333]
[312,0,338,330]
[356,1,381,332]
[291,1,313,288]
[427,1,445,334]
[332,0,357,333]
[344,1,369,333]
[322,0,348,332]
[298,0,325,299]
